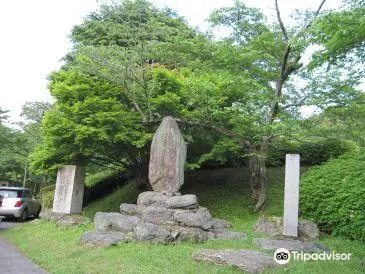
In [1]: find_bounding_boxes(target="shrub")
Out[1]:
[267,138,351,166]
[300,149,365,241]
[41,184,56,209]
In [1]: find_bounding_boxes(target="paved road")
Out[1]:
[0,218,48,274]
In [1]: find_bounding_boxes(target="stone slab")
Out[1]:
[254,238,329,252]
[134,222,173,244]
[94,212,140,232]
[148,116,187,193]
[214,231,248,240]
[166,194,198,209]
[53,165,85,214]
[283,154,300,237]
[254,217,319,241]
[193,248,281,273]
[137,191,167,207]
[79,231,132,247]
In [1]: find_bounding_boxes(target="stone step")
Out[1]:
[254,238,329,252]
[193,248,282,273]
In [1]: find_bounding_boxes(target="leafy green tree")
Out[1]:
[190,0,363,211]
[0,103,52,187]
[31,0,207,182]
[0,108,28,183]
[34,0,364,213]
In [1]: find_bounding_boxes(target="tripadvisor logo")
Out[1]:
[274,248,352,264]
[274,248,290,265]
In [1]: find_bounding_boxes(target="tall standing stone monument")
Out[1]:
[149,116,187,193]
[283,154,300,237]
[80,116,248,246]
[53,165,85,214]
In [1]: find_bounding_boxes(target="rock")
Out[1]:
[197,206,210,214]
[94,212,140,232]
[254,238,329,252]
[120,203,138,215]
[166,194,198,209]
[212,218,232,230]
[173,227,214,243]
[254,217,281,235]
[134,222,173,244]
[80,231,132,247]
[214,231,247,240]
[141,206,175,225]
[148,116,187,193]
[53,165,85,214]
[40,211,65,221]
[254,217,320,241]
[298,220,320,241]
[56,215,90,227]
[137,191,167,207]
[40,210,89,227]
[192,249,281,273]
[173,210,214,230]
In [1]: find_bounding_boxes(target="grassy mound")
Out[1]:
[83,179,141,218]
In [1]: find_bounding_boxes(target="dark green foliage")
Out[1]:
[71,0,196,48]
[300,150,365,241]
[267,138,351,166]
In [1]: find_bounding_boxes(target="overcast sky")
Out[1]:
[0,0,340,122]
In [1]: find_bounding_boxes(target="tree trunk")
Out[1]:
[248,138,269,212]
[248,153,267,212]
[135,163,152,190]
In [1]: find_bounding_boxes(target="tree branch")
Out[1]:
[143,117,251,147]
[302,0,327,32]
[275,0,288,40]
[174,118,251,147]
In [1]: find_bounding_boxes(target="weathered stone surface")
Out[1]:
[254,238,329,252]
[80,231,132,247]
[173,210,214,230]
[120,203,138,215]
[254,217,320,241]
[173,227,214,243]
[53,165,85,214]
[298,220,320,241]
[212,219,233,230]
[141,206,175,225]
[56,215,90,227]
[193,249,280,273]
[254,217,281,235]
[40,210,65,221]
[135,222,173,244]
[283,154,300,237]
[148,116,187,193]
[137,191,167,207]
[197,206,210,214]
[166,194,198,209]
[40,210,89,226]
[214,231,248,240]
[94,212,140,232]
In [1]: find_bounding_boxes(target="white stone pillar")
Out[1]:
[53,165,85,214]
[283,154,300,237]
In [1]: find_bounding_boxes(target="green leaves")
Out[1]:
[309,5,365,79]
[300,149,365,241]
[208,0,268,44]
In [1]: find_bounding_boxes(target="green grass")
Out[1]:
[2,167,365,273]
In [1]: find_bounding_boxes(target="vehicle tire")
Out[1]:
[34,206,41,218]
[17,209,28,222]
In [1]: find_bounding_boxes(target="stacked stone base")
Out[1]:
[80,191,246,247]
